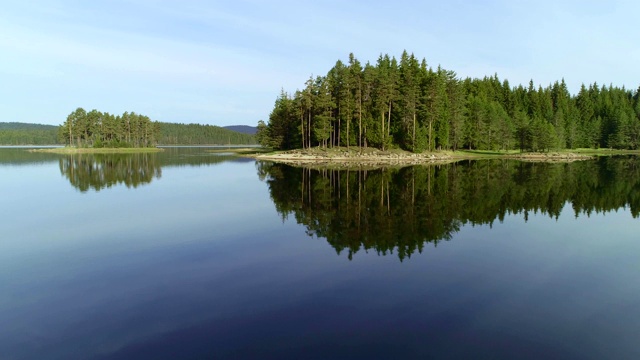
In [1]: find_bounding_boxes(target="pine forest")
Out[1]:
[55,108,256,147]
[0,123,59,145]
[257,51,640,152]
[59,108,161,148]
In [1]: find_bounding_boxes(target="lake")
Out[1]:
[1,147,639,359]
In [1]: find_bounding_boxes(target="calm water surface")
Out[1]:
[1,147,639,359]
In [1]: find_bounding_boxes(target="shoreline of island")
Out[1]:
[247,147,605,167]
[29,147,164,154]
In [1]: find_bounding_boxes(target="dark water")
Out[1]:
[1,147,639,359]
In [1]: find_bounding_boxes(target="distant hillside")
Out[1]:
[0,121,257,146]
[223,125,257,135]
[0,122,60,145]
[0,122,57,130]
[158,122,256,145]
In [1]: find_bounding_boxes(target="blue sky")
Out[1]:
[1,0,639,127]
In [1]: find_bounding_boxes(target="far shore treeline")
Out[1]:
[0,123,59,145]
[0,111,256,146]
[157,122,256,145]
[257,51,640,152]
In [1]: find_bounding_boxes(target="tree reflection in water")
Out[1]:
[59,153,162,192]
[258,157,640,260]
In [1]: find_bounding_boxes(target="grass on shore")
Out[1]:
[438,148,640,159]
[30,147,164,154]
[570,148,640,156]
[205,147,271,155]
[448,149,521,158]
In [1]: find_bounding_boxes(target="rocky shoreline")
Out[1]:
[252,148,595,167]
[503,152,595,162]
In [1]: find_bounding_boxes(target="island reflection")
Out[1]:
[59,153,162,192]
[55,148,253,192]
[259,157,640,260]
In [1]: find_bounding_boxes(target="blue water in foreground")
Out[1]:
[1,148,639,359]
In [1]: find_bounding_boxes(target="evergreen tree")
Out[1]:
[314,77,335,148]
[398,51,421,151]
[259,50,640,153]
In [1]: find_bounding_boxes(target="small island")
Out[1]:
[57,108,160,151]
[14,108,260,153]
[253,51,640,167]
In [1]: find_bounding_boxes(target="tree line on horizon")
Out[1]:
[59,108,161,148]
[1,119,257,146]
[0,123,58,145]
[52,108,256,147]
[257,51,640,152]
[158,122,256,145]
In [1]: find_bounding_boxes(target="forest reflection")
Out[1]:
[56,150,252,191]
[59,153,162,192]
[258,157,640,260]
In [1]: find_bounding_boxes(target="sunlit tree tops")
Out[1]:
[258,51,640,152]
